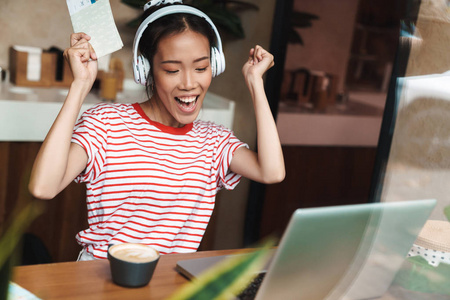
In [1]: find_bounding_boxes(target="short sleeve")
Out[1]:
[214,128,248,190]
[71,105,109,183]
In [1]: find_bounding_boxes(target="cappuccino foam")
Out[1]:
[110,244,159,263]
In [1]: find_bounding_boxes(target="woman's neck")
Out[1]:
[141,97,183,128]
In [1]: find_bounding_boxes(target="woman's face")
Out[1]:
[151,29,212,127]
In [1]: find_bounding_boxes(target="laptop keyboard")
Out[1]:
[236,272,266,300]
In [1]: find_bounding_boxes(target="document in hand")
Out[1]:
[66,0,123,58]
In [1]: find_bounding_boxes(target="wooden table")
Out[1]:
[13,248,445,300]
[13,249,243,300]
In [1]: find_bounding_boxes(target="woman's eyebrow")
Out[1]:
[161,56,210,64]
[194,56,210,63]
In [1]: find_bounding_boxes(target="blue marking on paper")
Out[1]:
[66,0,95,15]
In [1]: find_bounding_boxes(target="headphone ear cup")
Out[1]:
[211,47,225,77]
[210,47,217,77]
[135,55,150,86]
[219,51,225,75]
[141,56,151,85]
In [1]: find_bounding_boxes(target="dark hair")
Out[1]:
[138,4,216,93]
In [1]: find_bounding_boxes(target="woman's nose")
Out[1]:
[179,71,195,90]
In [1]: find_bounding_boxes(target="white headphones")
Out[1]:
[132,5,226,86]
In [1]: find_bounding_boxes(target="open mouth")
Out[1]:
[175,96,198,112]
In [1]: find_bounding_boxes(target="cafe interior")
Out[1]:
[1,0,450,299]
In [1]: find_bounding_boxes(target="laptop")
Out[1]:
[176,199,436,300]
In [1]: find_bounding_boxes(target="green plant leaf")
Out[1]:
[444,206,450,222]
[123,0,252,38]
[205,8,246,38]
[288,28,304,45]
[121,0,147,9]
[394,256,450,294]
[126,16,143,28]
[0,202,43,269]
[287,11,319,46]
[0,256,14,300]
[167,238,276,300]
[226,0,259,11]
[0,202,43,300]
[290,11,319,28]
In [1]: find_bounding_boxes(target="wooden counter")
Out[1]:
[0,80,236,141]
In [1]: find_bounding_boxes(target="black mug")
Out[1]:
[107,243,160,288]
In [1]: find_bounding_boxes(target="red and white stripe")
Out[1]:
[71,103,246,259]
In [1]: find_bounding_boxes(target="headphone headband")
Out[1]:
[132,5,225,85]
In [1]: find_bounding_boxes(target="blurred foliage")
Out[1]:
[288,11,319,45]
[394,255,450,295]
[121,0,319,45]
[444,205,450,222]
[0,164,44,299]
[0,202,43,299]
[167,238,275,300]
[121,0,258,38]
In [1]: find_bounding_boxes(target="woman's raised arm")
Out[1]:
[29,33,98,199]
[230,45,285,184]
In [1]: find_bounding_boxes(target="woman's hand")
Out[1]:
[63,33,98,89]
[242,45,274,82]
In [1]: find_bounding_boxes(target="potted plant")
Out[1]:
[121,0,259,39]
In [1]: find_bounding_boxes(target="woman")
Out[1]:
[29,0,285,260]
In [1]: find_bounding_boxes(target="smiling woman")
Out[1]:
[28,1,284,261]
[147,29,212,127]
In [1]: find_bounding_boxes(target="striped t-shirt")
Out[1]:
[71,102,247,259]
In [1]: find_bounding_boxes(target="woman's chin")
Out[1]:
[176,113,199,126]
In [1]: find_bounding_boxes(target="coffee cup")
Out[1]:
[107,243,160,288]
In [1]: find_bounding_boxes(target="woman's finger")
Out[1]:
[65,46,90,65]
[69,37,97,62]
[87,42,97,61]
[254,45,267,64]
[70,32,91,47]
[72,37,91,49]
[254,45,261,61]
[80,50,91,63]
